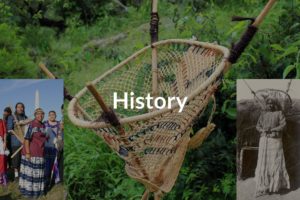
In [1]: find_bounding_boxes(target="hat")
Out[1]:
[34,108,45,115]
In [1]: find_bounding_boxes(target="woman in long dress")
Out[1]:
[44,110,61,189]
[0,119,8,186]
[19,108,48,198]
[11,102,28,180]
[255,98,290,196]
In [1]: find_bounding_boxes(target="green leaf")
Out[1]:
[225,108,236,119]
[296,64,300,78]
[270,44,284,51]
[283,65,295,78]
[277,46,298,60]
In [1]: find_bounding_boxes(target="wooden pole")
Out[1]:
[86,82,110,113]
[85,82,149,180]
[9,108,25,158]
[151,0,159,99]
[8,130,23,144]
[9,107,25,143]
[224,0,277,72]
[39,63,56,79]
[141,190,150,200]
[38,63,92,120]
[85,82,126,136]
[252,0,277,28]
[10,145,23,158]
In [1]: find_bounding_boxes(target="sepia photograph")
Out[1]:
[237,79,300,200]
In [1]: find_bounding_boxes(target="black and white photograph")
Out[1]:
[237,79,300,200]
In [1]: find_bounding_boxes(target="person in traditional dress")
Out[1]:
[10,102,28,180]
[3,107,13,169]
[59,104,64,182]
[0,119,8,186]
[19,108,47,198]
[255,98,290,197]
[44,110,62,189]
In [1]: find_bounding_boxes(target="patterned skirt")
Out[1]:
[19,156,45,197]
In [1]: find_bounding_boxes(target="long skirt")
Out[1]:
[44,147,59,187]
[19,156,45,197]
[0,138,7,185]
[255,136,290,196]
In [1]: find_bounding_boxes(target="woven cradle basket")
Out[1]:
[255,88,293,113]
[68,39,229,192]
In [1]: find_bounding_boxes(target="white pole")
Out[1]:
[35,90,40,109]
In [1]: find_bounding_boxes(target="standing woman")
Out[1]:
[44,110,61,189]
[255,98,290,196]
[3,107,14,170]
[19,108,47,198]
[0,118,8,186]
[11,102,28,180]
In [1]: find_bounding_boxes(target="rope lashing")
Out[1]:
[64,87,74,101]
[228,24,258,63]
[100,108,121,127]
[150,12,159,44]
[228,15,258,63]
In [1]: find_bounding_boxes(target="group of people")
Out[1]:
[0,102,64,198]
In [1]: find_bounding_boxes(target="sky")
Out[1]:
[237,79,300,101]
[0,79,64,121]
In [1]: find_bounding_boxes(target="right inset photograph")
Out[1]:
[237,79,300,200]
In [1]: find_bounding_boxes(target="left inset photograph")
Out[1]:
[0,79,64,200]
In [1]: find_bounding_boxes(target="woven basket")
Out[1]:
[256,88,293,113]
[65,0,277,199]
[68,39,229,193]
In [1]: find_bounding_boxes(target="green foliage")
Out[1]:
[2,0,300,199]
[0,23,36,78]
[64,118,144,200]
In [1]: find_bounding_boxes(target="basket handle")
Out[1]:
[228,0,277,64]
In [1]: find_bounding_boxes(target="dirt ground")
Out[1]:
[0,168,65,200]
[237,178,300,200]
